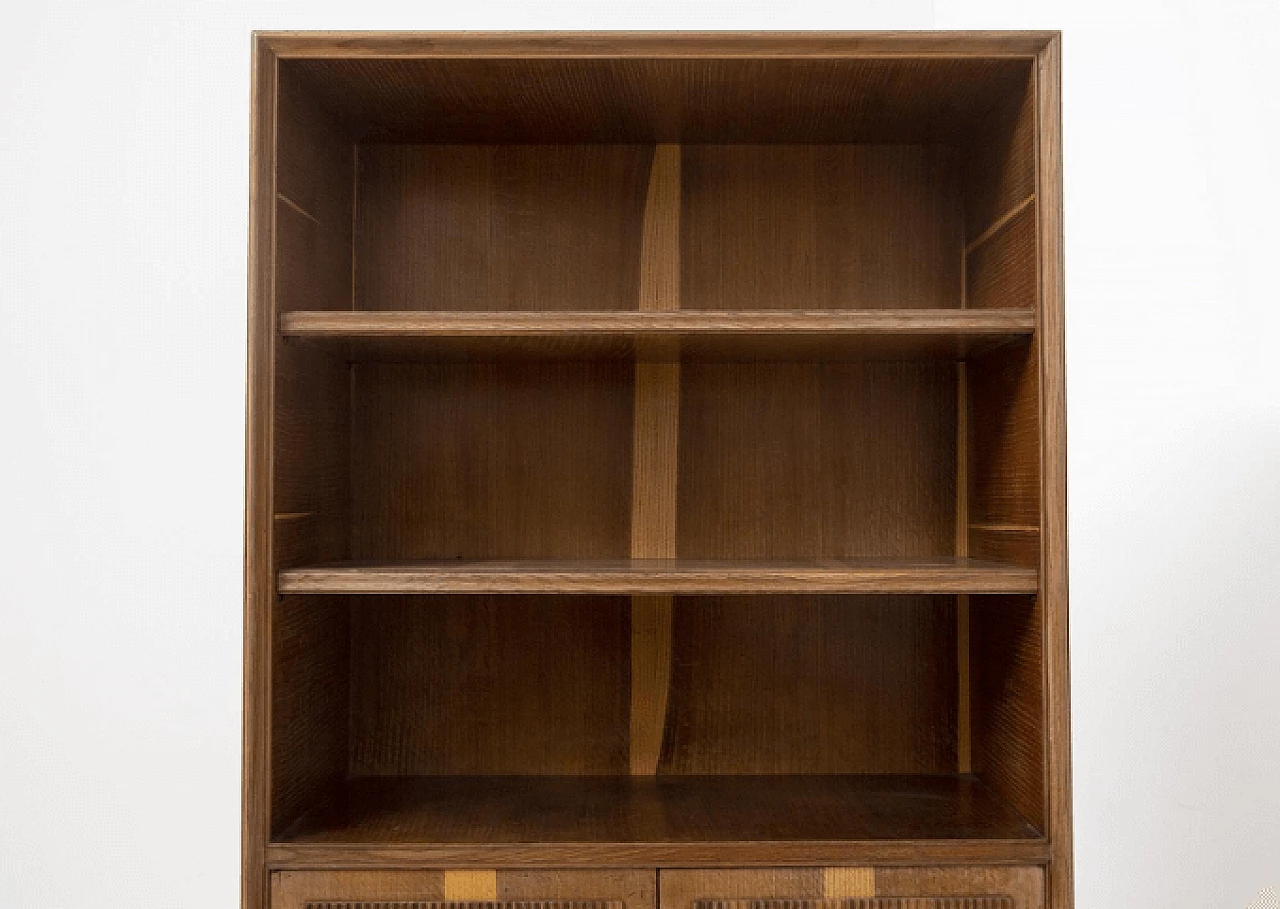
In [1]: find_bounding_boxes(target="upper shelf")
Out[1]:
[279,309,1035,362]
[277,557,1038,596]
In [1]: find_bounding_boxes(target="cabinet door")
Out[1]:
[272,869,655,909]
[659,867,1043,909]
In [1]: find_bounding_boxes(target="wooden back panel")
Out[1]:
[681,145,960,311]
[349,595,630,775]
[355,145,651,312]
[351,361,634,561]
[660,595,958,774]
[678,362,956,560]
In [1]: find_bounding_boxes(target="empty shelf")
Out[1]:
[277,558,1038,596]
[272,774,1043,860]
[279,309,1035,361]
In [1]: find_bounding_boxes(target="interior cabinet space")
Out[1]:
[245,31,1070,909]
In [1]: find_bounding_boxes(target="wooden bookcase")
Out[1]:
[245,31,1070,909]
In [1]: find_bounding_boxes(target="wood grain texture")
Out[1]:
[661,869,823,909]
[281,54,1037,143]
[969,595,1045,832]
[660,596,957,774]
[968,343,1039,529]
[277,559,1037,596]
[354,145,649,312]
[270,595,349,837]
[276,64,356,238]
[280,310,1036,337]
[639,145,681,312]
[266,59,357,853]
[629,146,681,776]
[874,866,1041,908]
[631,364,680,558]
[351,362,633,560]
[678,362,955,560]
[444,871,498,901]
[965,204,1037,312]
[279,310,1035,363]
[961,68,1036,245]
[271,869,653,909]
[1034,34,1073,909]
[268,842,1050,871]
[348,595,629,775]
[823,869,876,898]
[630,593,674,774]
[273,340,349,529]
[243,34,277,909]
[277,776,1039,848]
[682,147,960,311]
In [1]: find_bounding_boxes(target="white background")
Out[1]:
[2,2,1277,907]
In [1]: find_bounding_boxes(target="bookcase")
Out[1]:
[244,31,1070,909]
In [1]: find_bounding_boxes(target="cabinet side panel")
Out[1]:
[270,595,349,835]
[245,34,277,909]
[961,67,1035,246]
[968,593,1045,831]
[1035,35,1072,909]
[268,63,357,837]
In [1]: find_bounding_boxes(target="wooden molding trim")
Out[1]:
[256,31,1060,59]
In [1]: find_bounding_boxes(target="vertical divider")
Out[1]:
[630,144,682,775]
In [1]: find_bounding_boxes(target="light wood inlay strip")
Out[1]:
[274,511,316,521]
[964,194,1035,256]
[443,870,497,902]
[823,867,876,898]
[630,144,681,775]
[968,523,1040,534]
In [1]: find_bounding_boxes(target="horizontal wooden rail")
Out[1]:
[277,558,1038,596]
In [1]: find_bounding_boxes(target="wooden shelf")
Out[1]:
[279,309,1035,361]
[277,557,1037,596]
[271,774,1044,862]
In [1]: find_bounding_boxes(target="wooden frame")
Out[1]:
[245,30,1069,909]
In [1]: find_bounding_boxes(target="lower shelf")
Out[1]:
[272,774,1041,864]
[276,558,1038,595]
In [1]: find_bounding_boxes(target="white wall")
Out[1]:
[1,2,1276,907]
